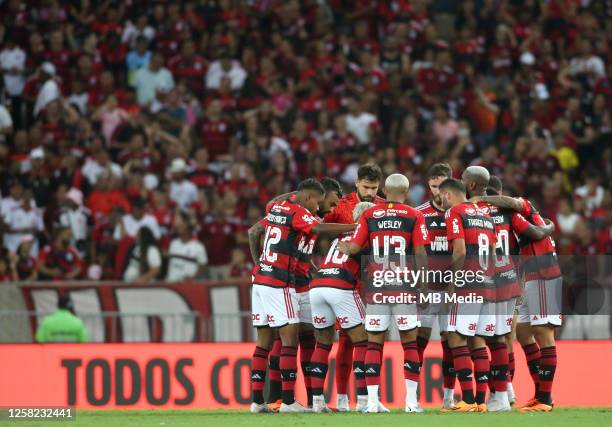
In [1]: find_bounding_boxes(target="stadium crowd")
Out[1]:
[0,0,610,282]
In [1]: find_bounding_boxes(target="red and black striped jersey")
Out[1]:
[351,202,430,256]
[476,202,532,300]
[417,200,450,290]
[292,232,318,293]
[445,203,497,300]
[252,199,319,288]
[310,235,362,290]
[515,197,561,281]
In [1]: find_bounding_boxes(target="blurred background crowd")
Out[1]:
[0,0,610,283]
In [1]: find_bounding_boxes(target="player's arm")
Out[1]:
[338,215,368,255]
[469,195,523,212]
[414,244,428,290]
[247,220,264,263]
[311,222,356,235]
[521,220,555,240]
[511,212,555,241]
[451,238,466,271]
[413,213,430,290]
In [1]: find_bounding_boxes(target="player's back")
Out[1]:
[253,199,319,288]
[311,234,361,290]
[476,202,523,300]
[515,197,561,280]
[360,202,428,256]
[446,202,497,299]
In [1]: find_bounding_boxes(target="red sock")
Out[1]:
[486,343,496,393]
[335,330,353,395]
[251,346,269,404]
[352,340,368,396]
[508,351,515,381]
[489,342,509,393]
[365,341,383,386]
[416,336,428,363]
[268,338,282,403]
[299,330,316,406]
[280,346,298,404]
[402,341,421,382]
[452,346,474,403]
[310,342,332,396]
[471,347,490,404]
[521,342,541,396]
[537,346,557,405]
[442,341,456,389]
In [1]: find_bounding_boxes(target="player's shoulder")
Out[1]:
[415,200,431,212]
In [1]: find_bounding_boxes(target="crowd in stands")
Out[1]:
[0,0,610,283]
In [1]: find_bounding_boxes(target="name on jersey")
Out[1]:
[491,215,505,224]
[467,218,494,230]
[266,213,287,224]
[430,236,448,252]
[377,220,403,229]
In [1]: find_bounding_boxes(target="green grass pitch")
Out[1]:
[2,408,610,427]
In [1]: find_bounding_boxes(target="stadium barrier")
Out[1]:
[4,280,610,343]
[0,341,610,409]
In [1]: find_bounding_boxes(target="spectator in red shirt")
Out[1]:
[169,40,207,96]
[200,99,232,160]
[37,227,84,281]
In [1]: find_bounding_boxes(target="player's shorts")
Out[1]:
[494,298,517,335]
[447,300,496,337]
[517,278,563,326]
[251,284,299,328]
[418,293,448,332]
[310,287,365,330]
[366,303,419,332]
[297,291,312,324]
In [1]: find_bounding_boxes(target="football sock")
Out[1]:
[442,341,456,390]
[416,336,428,363]
[267,338,282,403]
[471,347,490,405]
[452,346,475,404]
[365,341,383,387]
[353,340,368,396]
[310,342,332,396]
[402,341,421,382]
[251,346,269,404]
[508,351,515,381]
[299,330,316,406]
[490,342,509,393]
[280,346,298,405]
[537,346,557,405]
[335,331,353,396]
[521,342,541,396]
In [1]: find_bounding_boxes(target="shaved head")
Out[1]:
[462,166,490,197]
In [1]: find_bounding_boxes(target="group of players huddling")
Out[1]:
[248,163,562,414]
